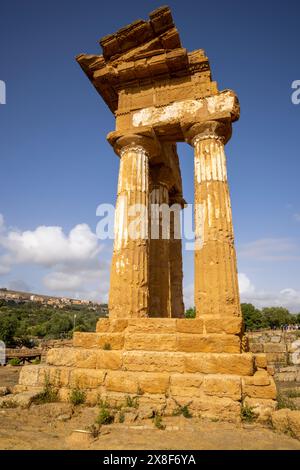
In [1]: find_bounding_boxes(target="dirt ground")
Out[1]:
[1,367,300,450]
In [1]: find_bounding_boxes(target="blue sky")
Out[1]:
[0,0,299,311]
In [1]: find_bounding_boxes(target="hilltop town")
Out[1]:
[0,288,108,315]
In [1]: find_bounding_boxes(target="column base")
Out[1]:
[15,318,277,423]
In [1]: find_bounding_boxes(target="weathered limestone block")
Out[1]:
[176,319,204,333]
[47,348,98,368]
[47,348,122,370]
[177,333,240,353]
[202,374,241,400]
[18,364,41,387]
[96,350,123,370]
[264,343,287,353]
[202,316,242,335]
[170,373,204,398]
[139,372,170,394]
[244,397,277,422]
[124,333,177,351]
[127,318,177,333]
[265,352,288,364]
[242,372,277,399]
[254,353,268,369]
[37,366,71,387]
[185,353,254,376]
[69,369,106,389]
[96,318,128,333]
[176,395,241,422]
[271,409,300,440]
[105,371,139,394]
[122,351,185,373]
[73,332,124,349]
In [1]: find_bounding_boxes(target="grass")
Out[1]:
[284,389,300,399]
[125,395,139,408]
[32,374,58,404]
[103,343,111,350]
[88,424,100,438]
[277,393,298,410]
[173,404,192,418]
[31,358,41,365]
[96,401,115,425]
[69,387,86,406]
[241,404,256,423]
[118,411,125,423]
[153,413,166,430]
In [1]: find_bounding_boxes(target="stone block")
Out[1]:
[244,397,277,422]
[96,318,128,333]
[254,354,267,369]
[18,365,41,387]
[242,374,277,399]
[243,370,271,386]
[105,371,139,394]
[96,350,123,370]
[185,353,254,376]
[177,334,240,353]
[202,375,241,400]
[176,319,204,334]
[47,348,97,369]
[203,316,242,335]
[74,332,124,349]
[265,352,287,364]
[185,395,241,422]
[126,318,177,334]
[122,351,185,373]
[69,369,106,389]
[37,366,70,387]
[124,333,177,351]
[170,373,204,398]
[138,373,170,394]
[264,343,286,353]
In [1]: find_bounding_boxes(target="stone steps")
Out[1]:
[96,317,242,335]
[73,331,241,353]
[45,347,253,375]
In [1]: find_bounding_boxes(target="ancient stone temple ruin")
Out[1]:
[17,6,277,421]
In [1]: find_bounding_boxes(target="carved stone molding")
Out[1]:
[107,128,161,159]
[183,119,232,147]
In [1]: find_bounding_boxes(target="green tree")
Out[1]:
[261,307,292,328]
[0,315,17,345]
[241,303,267,331]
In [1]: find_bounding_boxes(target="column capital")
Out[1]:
[107,128,161,159]
[183,120,232,147]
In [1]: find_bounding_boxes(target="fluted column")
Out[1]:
[149,167,170,317]
[108,133,159,318]
[186,120,241,319]
[168,194,185,318]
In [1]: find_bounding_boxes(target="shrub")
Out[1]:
[69,388,86,406]
[88,424,100,438]
[285,389,300,398]
[119,411,125,423]
[153,413,165,430]
[96,402,115,425]
[241,404,256,423]
[8,357,21,366]
[32,374,58,404]
[125,395,138,408]
[173,403,192,418]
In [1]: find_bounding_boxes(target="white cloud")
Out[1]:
[0,223,101,268]
[238,238,300,261]
[239,273,300,313]
[238,272,255,295]
[0,213,109,302]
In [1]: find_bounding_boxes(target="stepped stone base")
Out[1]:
[16,318,277,422]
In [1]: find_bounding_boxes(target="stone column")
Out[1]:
[168,194,185,318]
[186,120,241,319]
[149,166,170,317]
[108,133,159,318]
